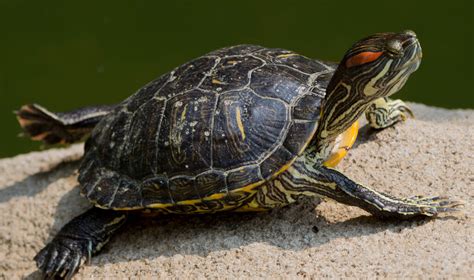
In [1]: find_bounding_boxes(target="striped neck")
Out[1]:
[306,81,370,164]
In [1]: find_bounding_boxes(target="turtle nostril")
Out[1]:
[403,30,417,38]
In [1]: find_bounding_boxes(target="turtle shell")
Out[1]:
[78,45,335,209]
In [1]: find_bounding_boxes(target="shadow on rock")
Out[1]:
[0,159,81,204]
[351,123,389,150]
[24,270,42,280]
[40,192,435,273]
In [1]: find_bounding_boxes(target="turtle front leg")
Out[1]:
[316,166,462,218]
[365,97,414,129]
[286,161,462,219]
[35,207,128,279]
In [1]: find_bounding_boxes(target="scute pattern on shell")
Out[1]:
[78,44,336,209]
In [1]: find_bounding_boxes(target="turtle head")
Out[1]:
[329,30,422,99]
[315,30,422,147]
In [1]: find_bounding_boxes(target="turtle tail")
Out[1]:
[15,103,115,145]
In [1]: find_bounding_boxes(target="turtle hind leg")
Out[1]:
[35,207,128,279]
[15,104,115,145]
[365,97,414,129]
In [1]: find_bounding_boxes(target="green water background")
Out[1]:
[0,0,472,158]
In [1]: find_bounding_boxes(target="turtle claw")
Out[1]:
[394,99,414,119]
[386,98,414,123]
[403,195,464,217]
[35,236,91,280]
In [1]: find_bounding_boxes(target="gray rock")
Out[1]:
[1,103,473,279]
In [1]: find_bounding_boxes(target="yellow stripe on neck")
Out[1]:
[323,121,359,167]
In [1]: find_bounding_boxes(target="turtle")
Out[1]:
[16,30,461,279]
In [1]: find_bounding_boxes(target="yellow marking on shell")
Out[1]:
[235,107,246,140]
[276,53,298,59]
[175,199,201,205]
[273,157,298,177]
[206,192,226,200]
[146,192,229,209]
[323,121,359,167]
[212,79,224,85]
[109,205,145,210]
[227,60,238,65]
[180,104,188,122]
[230,180,264,193]
[139,179,267,212]
[146,203,174,209]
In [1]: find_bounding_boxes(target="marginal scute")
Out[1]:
[193,200,226,212]
[169,177,199,202]
[165,204,200,214]
[79,165,142,209]
[109,178,143,209]
[141,176,171,206]
[222,191,251,206]
[195,171,226,198]
[259,145,295,179]
[79,44,331,209]
[226,165,261,191]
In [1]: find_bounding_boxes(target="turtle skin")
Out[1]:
[78,45,336,210]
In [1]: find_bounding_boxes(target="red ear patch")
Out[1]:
[345,51,383,68]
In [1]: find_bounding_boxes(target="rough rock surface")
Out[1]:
[0,103,473,279]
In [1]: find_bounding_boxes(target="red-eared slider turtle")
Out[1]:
[16,30,461,279]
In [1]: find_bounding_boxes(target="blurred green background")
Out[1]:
[0,0,472,158]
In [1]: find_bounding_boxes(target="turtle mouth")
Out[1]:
[391,45,422,73]
[391,57,421,73]
[389,36,422,73]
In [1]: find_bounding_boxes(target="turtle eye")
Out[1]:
[386,39,403,57]
[345,51,383,68]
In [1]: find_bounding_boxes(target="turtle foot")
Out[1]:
[401,195,464,217]
[365,97,414,129]
[35,236,91,280]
